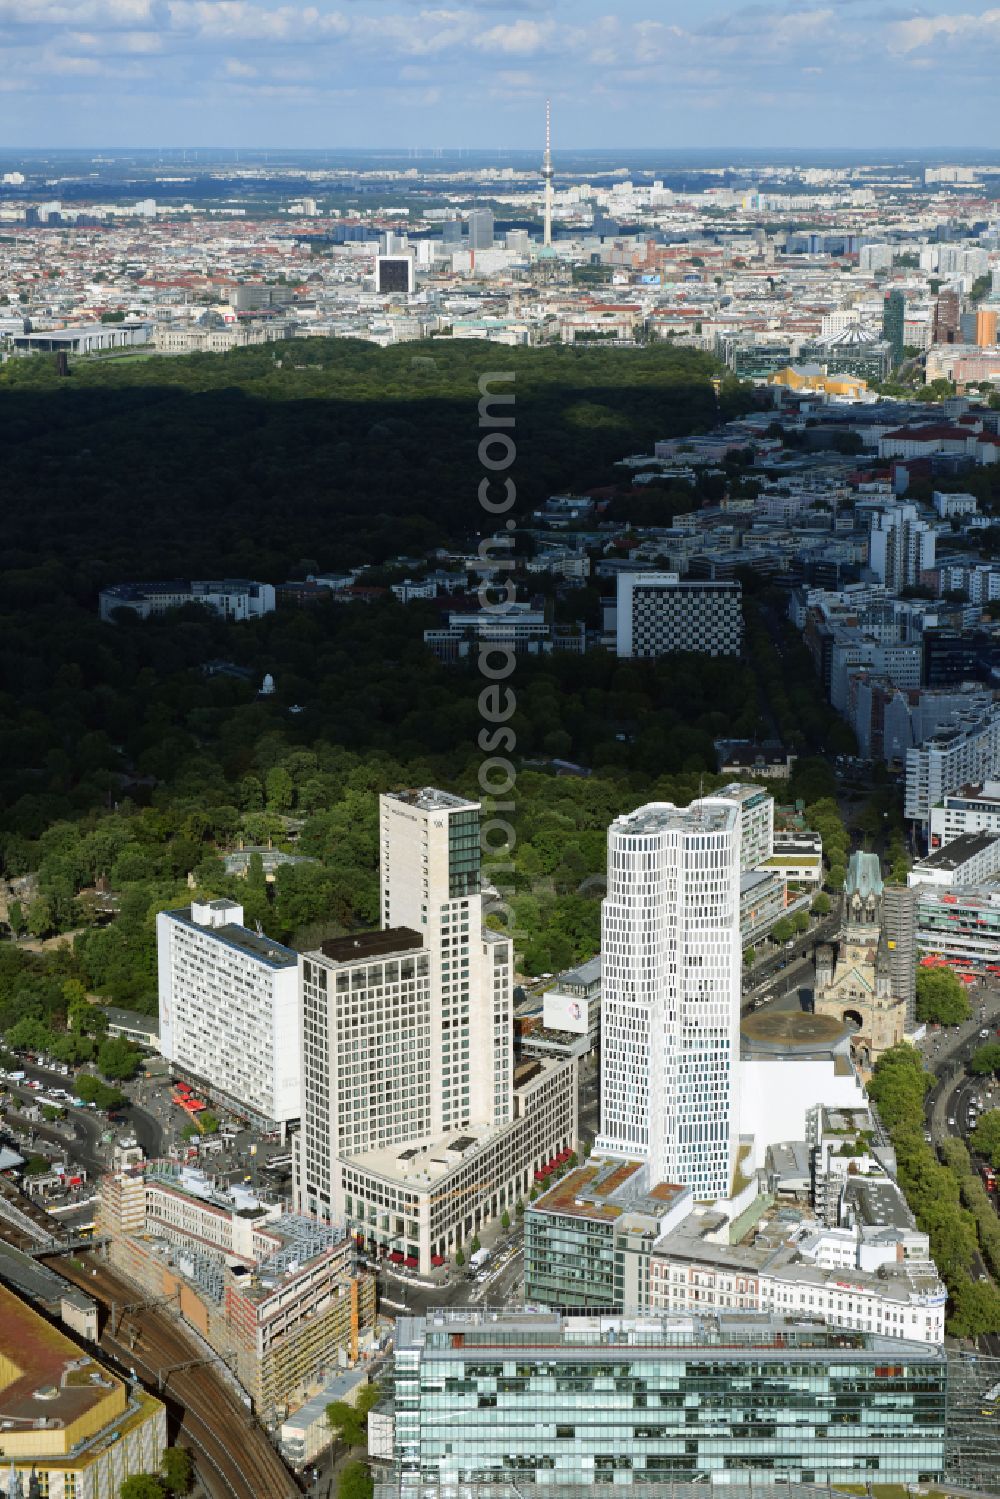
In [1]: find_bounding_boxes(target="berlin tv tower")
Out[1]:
[542,98,554,248]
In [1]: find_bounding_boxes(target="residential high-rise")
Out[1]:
[465,209,494,251]
[157,899,301,1131]
[541,98,554,248]
[713,782,775,870]
[596,796,742,1201]
[293,789,576,1270]
[883,289,905,366]
[905,704,1000,830]
[615,572,743,659]
[867,502,936,592]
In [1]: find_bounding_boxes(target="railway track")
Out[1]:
[48,1253,300,1499]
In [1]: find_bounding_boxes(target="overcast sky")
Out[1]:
[3,0,998,150]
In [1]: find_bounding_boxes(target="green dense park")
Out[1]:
[0,338,748,578]
[0,340,853,1050]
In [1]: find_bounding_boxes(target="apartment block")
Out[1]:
[929,780,1000,847]
[907,831,1000,890]
[157,900,301,1130]
[615,572,743,658]
[905,705,1000,829]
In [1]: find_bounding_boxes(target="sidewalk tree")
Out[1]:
[75,1072,126,1111]
[98,1036,142,1080]
[915,966,971,1026]
[120,1476,165,1499]
[327,1385,379,1447]
[160,1447,193,1495]
[970,1042,1000,1077]
[811,892,831,916]
[972,1110,1000,1168]
[338,1461,373,1499]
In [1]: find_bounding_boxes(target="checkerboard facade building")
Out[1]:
[616,571,743,658]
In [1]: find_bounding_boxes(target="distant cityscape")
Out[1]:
[2,129,1000,367]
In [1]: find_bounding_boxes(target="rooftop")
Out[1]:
[0,1284,125,1450]
[612,799,736,838]
[530,1157,689,1229]
[102,1005,160,1037]
[741,1009,849,1052]
[317,927,424,964]
[386,787,479,813]
[398,1307,941,1359]
[168,905,299,969]
[911,830,1000,872]
[343,1061,572,1191]
[550,955,602,990]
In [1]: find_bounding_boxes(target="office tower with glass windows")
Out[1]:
[883,289,905,367]
[379,1310,948,1494]
[596,797,742,1201]
[294,789,577,1271]
[379,787,504,1133]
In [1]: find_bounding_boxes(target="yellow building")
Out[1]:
[0,1282,166,1499]
[976,307,999,347]
[768,364,868,398]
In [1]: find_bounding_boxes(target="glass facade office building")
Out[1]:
[388,1311,947,1492]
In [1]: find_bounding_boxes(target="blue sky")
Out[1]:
[3,0,999,149]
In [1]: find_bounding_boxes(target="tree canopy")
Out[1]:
[915,966,972,1026]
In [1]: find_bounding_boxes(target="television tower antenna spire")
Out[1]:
[542,98,554,249]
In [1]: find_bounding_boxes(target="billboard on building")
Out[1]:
[543,989,590,1035]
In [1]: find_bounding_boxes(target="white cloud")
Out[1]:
[887,6,1000,51]
[68,26,162,48]
[473,17,554,52]
[0,0,158,26]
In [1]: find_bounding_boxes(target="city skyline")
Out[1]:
[4,0,1000,150]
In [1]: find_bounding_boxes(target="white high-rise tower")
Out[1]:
[595,797,742,1201]
[542,98,554,248]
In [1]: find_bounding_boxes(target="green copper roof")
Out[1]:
[845,850,883,901]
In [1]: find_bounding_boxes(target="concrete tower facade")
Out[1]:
[542,99,554,248]
[379,787,510,1133]
[596,797,743,1202]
